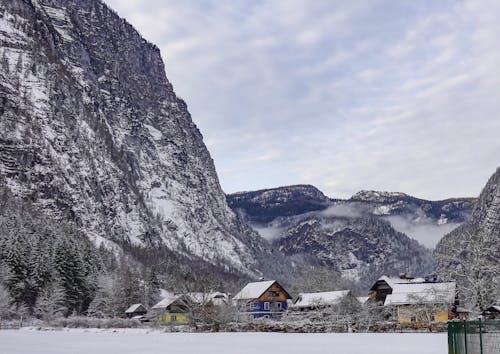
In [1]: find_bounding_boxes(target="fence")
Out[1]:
[448,320,500,354]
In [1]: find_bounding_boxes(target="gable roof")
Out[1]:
[371,275,427,290]
[125,303,146,313]
[233,280,291,300]
[292,290,350,308]
[384,282,456,306]
[152,295,189,310]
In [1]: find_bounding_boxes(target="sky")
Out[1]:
[105,0,500,200]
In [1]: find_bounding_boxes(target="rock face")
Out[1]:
[0,0,274,277]
[435,167,500,307]
[228,185,474,286]
[436,167,500,248]
[276,213,434,286]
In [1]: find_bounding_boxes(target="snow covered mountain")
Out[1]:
[228,186,474,246]
[0,0,279,278]
[227,185,474,286]
[435,167,500,308]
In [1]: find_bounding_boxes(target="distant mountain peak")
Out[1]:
[350,190,409,202]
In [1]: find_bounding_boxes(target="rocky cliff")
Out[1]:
[0,0,276,278]
[435,167,500,308]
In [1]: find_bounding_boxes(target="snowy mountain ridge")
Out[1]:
[0,0,280,278]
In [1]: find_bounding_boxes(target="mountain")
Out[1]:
[276,213,433,286]
[349,190,474,224]
[0,0,279,279]
[435,167,500,309]
[228,185,474,287]
[228,185,333,224]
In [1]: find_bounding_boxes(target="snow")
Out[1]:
[152,295,184,310]
[232,280,277,300]
[0,330,447,354]
[145,124,163,140]
[378,276,456,306]
[292,290,350,309]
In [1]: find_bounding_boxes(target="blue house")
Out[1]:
[232,280,292,320]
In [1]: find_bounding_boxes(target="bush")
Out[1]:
[49,316,142,328]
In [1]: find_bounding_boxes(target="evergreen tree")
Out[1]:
[34,282,67,320]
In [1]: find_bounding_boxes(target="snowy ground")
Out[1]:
[0,329,447,354]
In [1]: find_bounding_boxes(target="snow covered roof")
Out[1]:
[152,295,187,310]
[292,290,350,308]
[187,292,228,305]
[375,275,427,289]
[357,296,369,304]
[125,304,145,313]
[232,280,277,300]
[384,282,456,306]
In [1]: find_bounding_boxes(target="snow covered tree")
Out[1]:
[87,274,114,318]
[435,227,500,311]
[34,282,67,321]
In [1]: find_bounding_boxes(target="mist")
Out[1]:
[384,215,462,248]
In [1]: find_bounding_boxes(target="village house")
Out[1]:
[233,280,292,320]
[369,275,457,325]
[483,305,500,319]
[124,303,147,319]
[151,295,191,324]
[290,290,356,312]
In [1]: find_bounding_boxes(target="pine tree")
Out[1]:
[34,282,67,320]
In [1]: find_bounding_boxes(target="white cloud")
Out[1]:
[105,0,500,199]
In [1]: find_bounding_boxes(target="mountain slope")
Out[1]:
[228,185,474,287]
[0,0,277,277]
[435,167,500,309]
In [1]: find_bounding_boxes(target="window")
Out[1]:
[171,315,177,322]
[264,302,270,310]
[277,302,283,311]
[268,291,279,297]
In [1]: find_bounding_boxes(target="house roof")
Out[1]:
[372,275,427,290]
[233,280,291,300]
[486,305,500,312]
[384,282,456,306]
[187,292,228,305]
[125,303,145,313]
[292,290,350,308]
[357,296,369,304]
[152,295,187,310]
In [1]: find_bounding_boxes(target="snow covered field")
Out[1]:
[0,329,446,354]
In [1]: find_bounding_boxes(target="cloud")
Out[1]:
[105,0,500,199]
[384,215,461,249]
[320,204,363,218]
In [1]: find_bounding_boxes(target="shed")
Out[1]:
[125,303,147,318]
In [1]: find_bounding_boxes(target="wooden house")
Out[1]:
[124,303,147,319]
[233,280,291,320]
[290,290,355,311]
[483,305,500,319]
[369,275,457,325]
[151,295,191,324]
